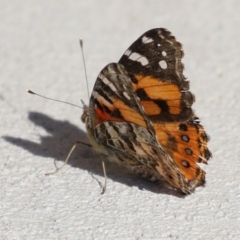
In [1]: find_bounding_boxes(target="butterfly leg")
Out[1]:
[100,154,107,194]
[45,140,91,175]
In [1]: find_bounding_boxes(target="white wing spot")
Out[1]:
[129,52,149,66]
[102,76,117,91]
[157,43,161,47]
[142,36,154,44]
[92,90,98,98]
[162,51,167,56]
[124,49,132,56]
[159,33,165,40]
[159,60,167,69]
[101,76,109,84]
[123,91,131,100]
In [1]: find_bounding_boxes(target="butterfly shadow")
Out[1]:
[3,111,185,198]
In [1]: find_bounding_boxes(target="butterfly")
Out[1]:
[81,28,211,194]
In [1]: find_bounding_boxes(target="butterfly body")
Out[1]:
[81,28,211,194]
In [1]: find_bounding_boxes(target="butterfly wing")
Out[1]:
[86,63,153,131]
[119,28,211,189]
[85,63,191,193]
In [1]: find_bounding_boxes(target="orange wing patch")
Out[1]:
[114,99,147,128]
[133,75,181,115]
[135,75,181,100]
[95,97,147,128]
[153,121,211,182]
[140,101,162,115]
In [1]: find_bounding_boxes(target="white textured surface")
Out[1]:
[1,1,240,239]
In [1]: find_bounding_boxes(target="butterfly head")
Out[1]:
[81,100,89,123]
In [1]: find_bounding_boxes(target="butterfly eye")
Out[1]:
[81,112,87,123]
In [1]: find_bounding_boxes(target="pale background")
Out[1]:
[1,1,240,239]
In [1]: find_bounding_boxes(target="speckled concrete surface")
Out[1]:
[1,1,240,239]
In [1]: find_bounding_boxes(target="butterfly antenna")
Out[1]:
[79,38,90,99]
[26,89,82,109]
